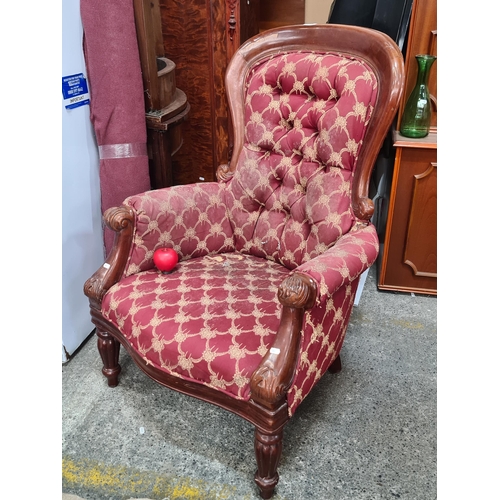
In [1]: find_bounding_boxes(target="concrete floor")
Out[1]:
[62,267,437,500]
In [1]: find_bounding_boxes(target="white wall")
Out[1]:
[62,0,104,361]
[305,0,332,24]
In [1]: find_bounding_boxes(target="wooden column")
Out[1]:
[133,0,190,188]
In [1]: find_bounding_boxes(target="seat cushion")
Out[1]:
[102,253,290,400]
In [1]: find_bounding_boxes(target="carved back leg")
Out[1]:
[96,328,121,387]
[254,427,283,499]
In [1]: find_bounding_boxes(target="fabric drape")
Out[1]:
[81,0,151,255]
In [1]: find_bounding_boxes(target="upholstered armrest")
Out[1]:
[118,182,236,277]
[249,223,378,411]
[283,222,379,415]
[84,182,236,306]
[295,222,379,302]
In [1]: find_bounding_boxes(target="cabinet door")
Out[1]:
[379,146,437,294]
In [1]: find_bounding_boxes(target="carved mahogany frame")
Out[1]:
[84,204,319,499]
[84,25,404,499]
[222,24,404,222]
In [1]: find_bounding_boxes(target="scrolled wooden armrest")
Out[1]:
[216,163,234,182]
[352,196,374,221]
[277,272,317,309]
[250,273,317,410]
[83,205,135,307]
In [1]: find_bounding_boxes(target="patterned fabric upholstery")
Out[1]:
[226,52,377,269]
[100,50,380,416]
[288,222,378,415]
[103,253,288,400]
[122,183,235,277]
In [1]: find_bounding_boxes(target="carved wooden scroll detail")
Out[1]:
[251,363,289,409]
[227,0,237,41]
[278,273,317,309]
[353,196,375,222]
[216,163,234,182]
[84,206,135,305]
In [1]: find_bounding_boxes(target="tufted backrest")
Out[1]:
[223,50,378,269]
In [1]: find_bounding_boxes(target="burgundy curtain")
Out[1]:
[81,0,151,255]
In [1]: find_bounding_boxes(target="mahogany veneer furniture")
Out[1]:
[159,0,261,185]
[378,0,437,295]
[259,0,304,31]
[133,0,191,189]
[84,25,404,498]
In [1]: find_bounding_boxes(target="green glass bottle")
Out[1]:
[400,54,436,138]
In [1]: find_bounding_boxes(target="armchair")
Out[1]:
[84,24,403,498]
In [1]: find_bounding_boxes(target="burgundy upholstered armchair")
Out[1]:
[84,24,403,498]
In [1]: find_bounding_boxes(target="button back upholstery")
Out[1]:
[84,24,404,499]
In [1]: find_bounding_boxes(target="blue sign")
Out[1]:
[62,73,90,109]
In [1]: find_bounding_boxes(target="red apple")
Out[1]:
[153,247,178,273]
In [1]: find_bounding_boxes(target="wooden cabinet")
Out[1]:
[259,0,305,31]
[378,132,436,294]
[159,0,260,185]
[378,0,437,295]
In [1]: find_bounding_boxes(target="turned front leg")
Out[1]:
[254,428,283,499]
[96,328,121,387]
